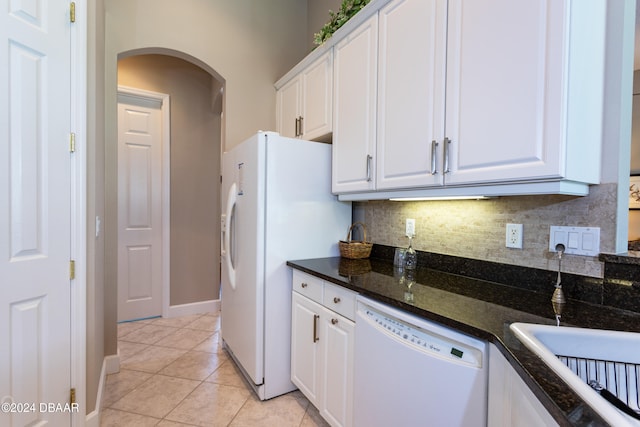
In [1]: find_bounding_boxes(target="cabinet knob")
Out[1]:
[301,282,308,288]
[331,318,339,325]
[333,297,341,304]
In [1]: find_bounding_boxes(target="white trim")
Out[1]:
[83,359,105,427]
[167,299,221,318]
[84,352,120,427]
[116,86,171,318]
[71,1,87,425]
[104,352,121,375]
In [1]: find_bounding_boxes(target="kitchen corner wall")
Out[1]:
[356,183,617,278]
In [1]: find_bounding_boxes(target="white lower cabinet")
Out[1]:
[291,271,355,427]
[292,270,560,427]
[488,344,559,427]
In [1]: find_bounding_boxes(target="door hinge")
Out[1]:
[70,2,76,23]
[70,133,76,153]
[70,388,76,405]
[69,260,75,280]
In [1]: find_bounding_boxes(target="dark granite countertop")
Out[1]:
[287,256,640,427]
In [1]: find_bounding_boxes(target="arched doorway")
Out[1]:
[116,49,224,320]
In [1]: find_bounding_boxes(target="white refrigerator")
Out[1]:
[221,131,351,400]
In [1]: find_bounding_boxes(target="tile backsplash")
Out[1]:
[355,183,618,278]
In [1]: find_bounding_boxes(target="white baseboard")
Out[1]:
[167,299,220,318]
[105,351,121,375]
[85,351,120,427]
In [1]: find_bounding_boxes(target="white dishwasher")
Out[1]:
[354,296,487,427]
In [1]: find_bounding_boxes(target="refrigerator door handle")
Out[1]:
[224,183,238,290]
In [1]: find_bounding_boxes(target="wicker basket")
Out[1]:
[339,222,373,259]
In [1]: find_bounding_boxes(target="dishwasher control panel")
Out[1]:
[361,305,483,368]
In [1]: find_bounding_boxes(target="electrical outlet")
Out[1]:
[406,218,416,237]
[506,223,523,249]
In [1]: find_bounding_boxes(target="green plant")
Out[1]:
[313,0,371,46]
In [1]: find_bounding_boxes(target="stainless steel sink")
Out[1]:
[510,322,640,426]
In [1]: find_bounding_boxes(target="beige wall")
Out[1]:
[86,0,106,414]
[106,0,308,151]
[307,0,343,51]
[118,54,221,306]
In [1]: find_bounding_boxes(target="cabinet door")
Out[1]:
[291,292,322,406]
[488,344,559,427]
[445,0,566,185]
[332,14,378,194]
[376,0,447,190]
[302,51,333,141]
[320,311,354,427]
[277,76,301,139]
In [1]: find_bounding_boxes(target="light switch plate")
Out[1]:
[549,226,600,256]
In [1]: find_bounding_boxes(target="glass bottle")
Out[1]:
[404,236,417,270]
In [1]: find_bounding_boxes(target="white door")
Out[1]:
[320,311,354,427]
[332,14,378,194]
[0,1,73,425]
[301,51,333,140]
[117,92,164,321]
[276,77,300,138]
[444,0,564,185]
[221,135,265,385]
[291,292,322,407]
[376,0,447,190]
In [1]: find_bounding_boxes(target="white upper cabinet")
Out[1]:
[444,0,604,186]
[376,0,447,190]
[277,77,301,139]
[302,52,333,141]
[276,51,333,142]
[332,14,379,193]
[329,0,605,199]
[277,0,606,198]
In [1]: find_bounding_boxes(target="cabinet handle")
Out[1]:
[443,137,451,174]
[295,117,300,136]
[331,318,338,325]
[299,116,304,135]
[333,297,341,304]
[313,314,320,343]
[430,140,439,175]
[366,155,373,182]
[301,282,308,288]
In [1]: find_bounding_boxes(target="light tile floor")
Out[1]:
[101,312,330,427]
